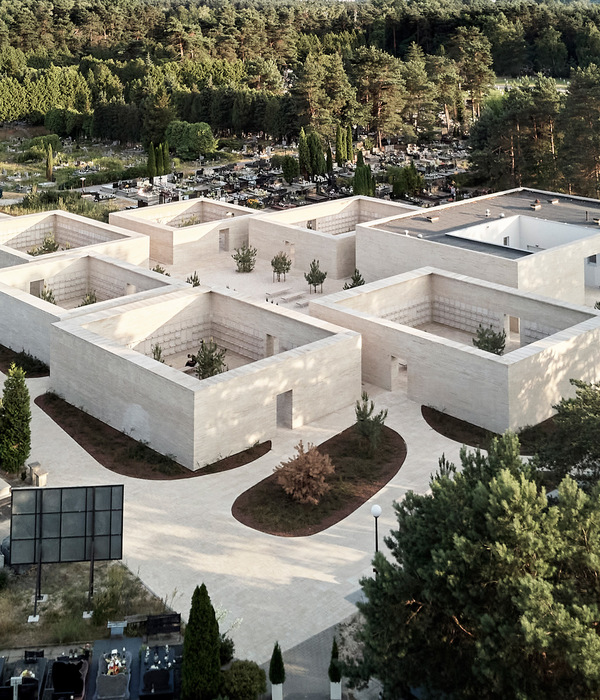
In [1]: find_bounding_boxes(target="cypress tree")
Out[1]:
[269,641,285,685]
[45,144,53,182]
[346,125,354,162]
[181,584,221,700]
[307,131,326,178]
[155,143,164,177]
[0,363,31,473]
[328,637,341,683]
[356,149,365,167]
[298,127,311,180]
[326,144,333,173]
[335,124,345,166]
[147,142,156,180]
[162,141,170,174]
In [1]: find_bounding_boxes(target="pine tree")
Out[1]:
[147,142,156,181]
[298,127,311,180]
[274,440,335,505]
[271,251,292,281]
[343,269,365,289]
[304,259,327,293]
[355,391,387,457]
[346,125,353,163]
[181,584,222,700]
[0,363,31,473]
[352,434,600,698]
[269,642,285,685]
[195,338,227,379]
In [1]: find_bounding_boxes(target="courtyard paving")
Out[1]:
[0,370,463,668]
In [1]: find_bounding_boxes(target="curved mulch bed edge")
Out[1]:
[35,392,271,480]
[421,405,555,456]
[0,345,49,378]
[232,425,407,537]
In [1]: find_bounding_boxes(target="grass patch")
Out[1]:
[0,345,49,377]
[34,391,270,480]
[0,561,171,649]
[421,405,556,456]
[232,425,406,537]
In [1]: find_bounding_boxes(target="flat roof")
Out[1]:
[374,189,600,259]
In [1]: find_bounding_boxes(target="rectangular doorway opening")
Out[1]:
[266,334,279,357]
[277,390,293,429]
[390,355,407,392]
[284,241,295,265]
[219,228,230,251]
[30,279,44,297]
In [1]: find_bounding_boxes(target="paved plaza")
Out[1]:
[0,369,463,666]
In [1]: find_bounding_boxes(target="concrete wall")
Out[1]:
[507,318,600,428]
[110,198,253,264]
[311,287,511,431]
[515,236,600,304]
[50,289,361,470]
[355,224,521,286]
[0,246,30,268]
[192,330,361,468]
[0,253,183,364]
[310,269,600,434]
[249,219,355,279]
[0,282,61,363]
[50,320,197,467]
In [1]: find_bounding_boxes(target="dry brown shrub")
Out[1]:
[274,440,335,505]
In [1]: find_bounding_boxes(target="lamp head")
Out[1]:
[371,504,382,519]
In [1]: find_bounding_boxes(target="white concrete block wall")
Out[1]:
[47,269,88,305]
[110,199,253,264]
[432,297,503,334]
[0,283,61,364]
[172,215,251,266]
[316,212,357,235]
[507,320,600,428]
[210,294,333,351]
[135,316,212,358]
[310,297,510,431]
[50,324,197,467]
[192,332,361,469]
[249,220,355,279]
[0,247,31,268]
[357,197,417,223]
[380,299,432,327]
[520,321,561,345]
[0,221,55,252]
[355,224,521,286]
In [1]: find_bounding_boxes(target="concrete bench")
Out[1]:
[281,293,305,303]
[266,288,291,299]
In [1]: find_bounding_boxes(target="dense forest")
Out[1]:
[3,0,600,194]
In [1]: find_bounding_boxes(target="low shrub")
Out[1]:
[220,633,235,666]
[221,660,266,700]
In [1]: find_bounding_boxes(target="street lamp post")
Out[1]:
[80,176,86,194]
[371,503,382,553]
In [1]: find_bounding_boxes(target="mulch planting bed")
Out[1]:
[34,392,270,480]
[0,344,49,378]
[232,425,407,537]
[421,405,556,456]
